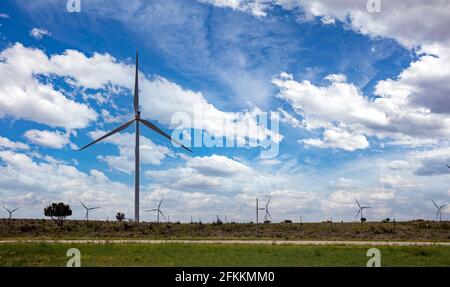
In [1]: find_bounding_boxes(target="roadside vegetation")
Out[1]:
[0,219,449,241]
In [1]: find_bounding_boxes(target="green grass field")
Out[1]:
[1,243,449,267]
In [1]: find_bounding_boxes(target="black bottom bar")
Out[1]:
[0,267,445,286]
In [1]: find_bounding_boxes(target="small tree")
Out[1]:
[382,218,391,223]
[361,217,367,223]
[116,212,125,222]
[44,202,72,226]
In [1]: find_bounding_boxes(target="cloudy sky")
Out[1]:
[0,0,449,222]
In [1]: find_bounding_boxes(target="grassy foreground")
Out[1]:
[0,243,449,267]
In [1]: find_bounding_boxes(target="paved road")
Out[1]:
[0,239,449,246]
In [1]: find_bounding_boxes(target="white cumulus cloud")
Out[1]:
[0,136,29,150]
[0,43,97,129]
[24,129,71,149]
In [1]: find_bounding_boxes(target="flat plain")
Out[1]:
[1,219,449,267]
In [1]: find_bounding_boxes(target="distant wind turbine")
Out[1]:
[145,200,166,223]
[355,199,371,222]
[255,198,266,236]
[79,51,192,222]
[263,198,272,222]
[432,200,447,222]
[79,200,100,221]
[3,206,20,219]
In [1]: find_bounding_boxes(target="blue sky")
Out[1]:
[0,0,449,222]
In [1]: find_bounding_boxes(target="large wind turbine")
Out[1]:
[79,200,100,221]
[432,200,447,221]
[355,199,371,222]
[79,52,192,222]
[3,206,20,219]
[145,199,166,223]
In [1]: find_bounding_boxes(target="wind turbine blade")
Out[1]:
[139,119,192,152]
[134,51,139,113]
[79,119,135,151]
[89,207,100,210]
[440,204,448,209]
[355,198,361,208]
[267,210,272,220]
[158,200,162,209]
[3,206,10,213]
[79,200,88,210]
[145,209,158,212]
[159,210,166,219]
[266,197,271,208]
[355,209,361,220]
[11,207,20,213]
[432,200,439,208]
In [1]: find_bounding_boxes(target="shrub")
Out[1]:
[44,202,72,226]
[116,212,125,222]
